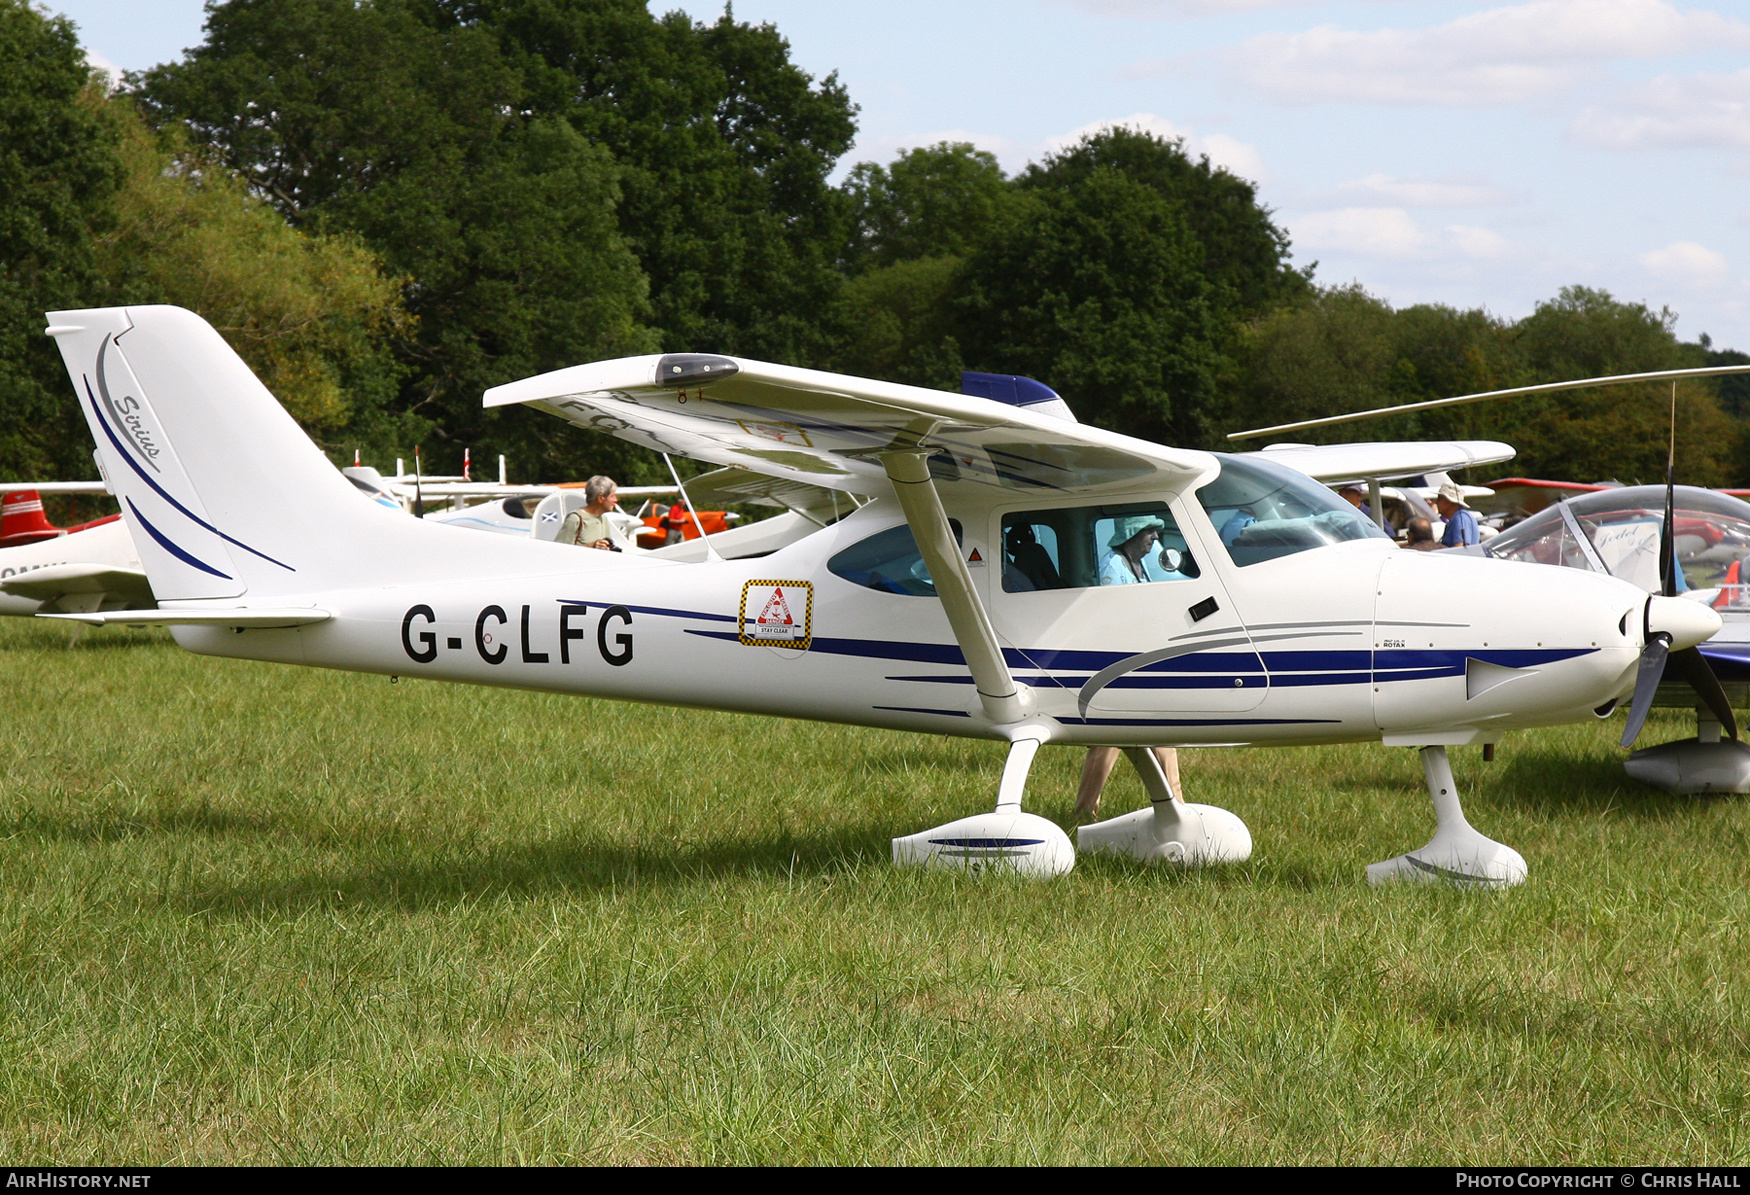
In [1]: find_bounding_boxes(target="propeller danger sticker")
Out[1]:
[740,580,813,648]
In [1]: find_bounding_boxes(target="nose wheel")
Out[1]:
[1368,746,1526,888]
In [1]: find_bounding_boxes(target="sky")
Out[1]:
[46,0,1750,349]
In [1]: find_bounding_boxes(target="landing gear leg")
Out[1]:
[1367,746,1526,888]
[1076,747,1252,865]
[892,733,1075,877]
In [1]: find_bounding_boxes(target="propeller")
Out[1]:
[1621,383,1739,749]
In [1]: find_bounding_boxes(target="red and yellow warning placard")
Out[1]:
[739,579,814,648]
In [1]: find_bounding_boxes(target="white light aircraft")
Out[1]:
[0,484,148,615]
[39,306,1727,887]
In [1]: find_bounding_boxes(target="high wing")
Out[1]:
[484,353,1207,498]
[1248,441,1515,484]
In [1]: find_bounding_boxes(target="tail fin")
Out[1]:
[0,491,63,548]
[45,305,446,601]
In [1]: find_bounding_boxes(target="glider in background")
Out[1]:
[41,306,1723,888]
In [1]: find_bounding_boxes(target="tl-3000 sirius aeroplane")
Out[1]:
[42,306,1725,887]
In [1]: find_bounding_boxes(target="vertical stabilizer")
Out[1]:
[45,305,411,601]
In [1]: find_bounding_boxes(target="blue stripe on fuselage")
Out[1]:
[661,614,1598,688]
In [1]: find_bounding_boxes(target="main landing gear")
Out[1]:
[891,734,1077,878]
[1366,746,1526,889]
[895,742,1524,886]
[892,738,1252,878]
[1077,747,1252,866]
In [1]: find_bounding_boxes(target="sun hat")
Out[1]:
[1109,514,1167,548]
[1436,481,1471,510]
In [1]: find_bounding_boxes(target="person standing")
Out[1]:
[1434,482,1479,547]
[1075,746,1185,817]
[559,475,620,550]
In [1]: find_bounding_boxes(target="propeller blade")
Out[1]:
[1668,646,1739,741]
[1621,632,1673,749]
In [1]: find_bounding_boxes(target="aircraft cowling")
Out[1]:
[1371,551,1647,738]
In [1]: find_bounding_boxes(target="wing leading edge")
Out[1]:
[484,354,1211,499]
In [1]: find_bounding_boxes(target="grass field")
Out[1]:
[3,617,1749,1164]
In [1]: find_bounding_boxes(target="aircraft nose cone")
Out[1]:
[1646,594,1722,650]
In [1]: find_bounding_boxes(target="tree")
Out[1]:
[957,167,1223,446]
[841,142,1014,273]
[1504,286,1737,486]
[825,255,966,391]
[95,102,414,457]
[1226,283,1742,487]
[137,0,859,479]
[1226,285,1515,444]
[0,1,123,480]
[136,0,660,480]
[1021,127,1307,322]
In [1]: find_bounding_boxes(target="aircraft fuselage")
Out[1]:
[171,495,1648,749]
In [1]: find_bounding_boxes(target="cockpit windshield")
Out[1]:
[1195,453,1391,566]
[1486,485,1750,593]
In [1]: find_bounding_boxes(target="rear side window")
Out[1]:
[828,521,963,596]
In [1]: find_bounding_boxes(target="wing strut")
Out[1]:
[880,451,1028,725]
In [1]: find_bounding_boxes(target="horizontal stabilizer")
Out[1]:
[39,606,331,628]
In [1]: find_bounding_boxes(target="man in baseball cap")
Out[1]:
[1434,481,1479,547]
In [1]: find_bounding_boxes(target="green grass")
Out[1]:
[2,617,1749,1164]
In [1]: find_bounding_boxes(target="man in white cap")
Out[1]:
[1435,481,1479,547]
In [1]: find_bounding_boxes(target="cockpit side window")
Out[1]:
[828,520,963,596]
[1195,454,1389,566]
[1000,503,1200,592]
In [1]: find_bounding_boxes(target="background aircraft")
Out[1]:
[1475,483,1750,793]
[0,484,147,616]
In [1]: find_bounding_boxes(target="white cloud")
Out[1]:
[1290,206,1512,260]
[1048,112,1267,179]
[1333,172,1512,207]
[1570,69,1750,151]
[1150,0,1750,107]
[1638,241,1731,287]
